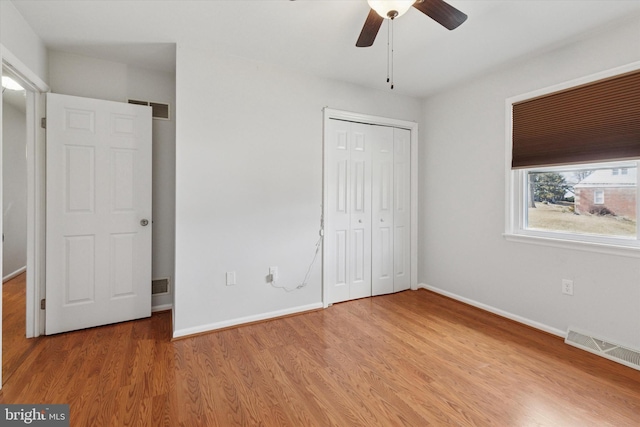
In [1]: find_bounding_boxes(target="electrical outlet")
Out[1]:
[226,271,236,286]
[269,267,278,282]
[562,279,573,295]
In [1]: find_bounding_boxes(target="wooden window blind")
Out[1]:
[512,70,640,169]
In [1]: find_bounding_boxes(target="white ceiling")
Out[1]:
[10,0,640,98]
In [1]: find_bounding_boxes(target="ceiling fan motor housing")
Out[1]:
[356,0,467,48]
[367,0,414,20]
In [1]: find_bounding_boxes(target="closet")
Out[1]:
[325,118,411,304]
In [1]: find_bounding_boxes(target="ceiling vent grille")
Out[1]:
[152,278,170,295]
[128,99,171,120]
[566,328,640,371]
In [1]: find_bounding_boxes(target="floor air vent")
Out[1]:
[152,278,170,295]
[566,328,640,371]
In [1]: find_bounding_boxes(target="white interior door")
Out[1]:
[45,93,152,335]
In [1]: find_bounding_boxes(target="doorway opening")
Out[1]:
[1,53,49,386]
[2,68,30,382]
[2,71,27,283]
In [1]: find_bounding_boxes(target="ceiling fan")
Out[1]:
[356,0,468,47]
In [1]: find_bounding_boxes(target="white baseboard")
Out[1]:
[3,266,26,283]
[152,303,173,313]
[417,283,565,338]
[173,302,324,339]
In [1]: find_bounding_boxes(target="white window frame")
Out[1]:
[504,61,640,258]
[593,189,605,205]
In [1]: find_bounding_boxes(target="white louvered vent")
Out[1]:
[566,328,640,371]
[152,278,170,295]
[128,99,171,120]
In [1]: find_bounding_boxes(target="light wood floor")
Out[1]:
[2,273,39,383]
[2,275,640,426]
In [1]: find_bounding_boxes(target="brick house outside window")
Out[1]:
[574,168,637,220]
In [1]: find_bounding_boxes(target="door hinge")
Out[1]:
[41,117,46,129]
[40,299,46,310]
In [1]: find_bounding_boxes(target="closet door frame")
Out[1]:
[322,108,418,307]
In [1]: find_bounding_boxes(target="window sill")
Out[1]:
[503,232,640,258]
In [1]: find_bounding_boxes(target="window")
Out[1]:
[593,190,605,205]
[522,162,636,240]
[506,64,640,252]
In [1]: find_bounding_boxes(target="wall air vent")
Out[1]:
[566,328,640,371]
[152,278,170,295]
[128,99,171,120]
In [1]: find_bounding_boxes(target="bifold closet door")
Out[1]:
[326,119,373,304]
[326,119,411,304]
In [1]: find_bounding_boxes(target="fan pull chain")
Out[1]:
[387,19,394,90]
[386,19,390,85]
[386,18,394,90]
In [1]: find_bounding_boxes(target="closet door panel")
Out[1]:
[326,121,352,303]
[326,120,372,303]
[372,126,395,296]
[349,124,372,300]
[393,128,411,291]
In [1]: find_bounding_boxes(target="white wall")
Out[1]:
[0,1,48,83]
[174,47,422,336]
[2,101,27,279]
[420,15,640,348]
[49,50,176,309]
[48,52,128,102]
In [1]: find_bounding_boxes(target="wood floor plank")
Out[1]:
[2,278,640,426]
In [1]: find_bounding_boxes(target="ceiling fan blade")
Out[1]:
[413,0,467,30]
[356,9,384,47]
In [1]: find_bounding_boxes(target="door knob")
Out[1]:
[140,219,149,226]
[380,219,385,222]
[358,219,362,223]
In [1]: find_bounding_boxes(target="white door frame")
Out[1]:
[2,45,50,340]
[322,108,418,307]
